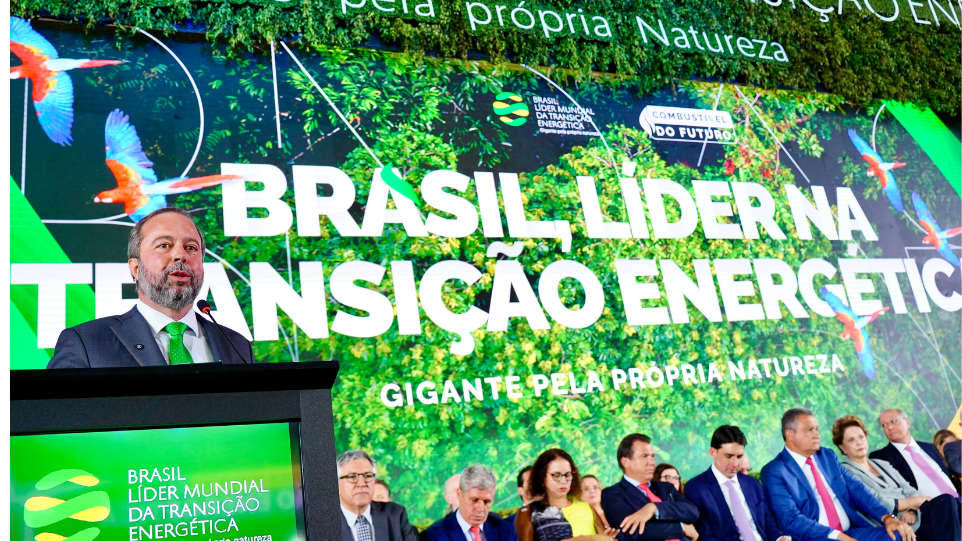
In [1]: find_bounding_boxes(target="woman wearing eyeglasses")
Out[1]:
[515,449,619,541]
[653,464,683,495]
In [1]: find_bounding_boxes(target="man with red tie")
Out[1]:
[761,408,916,541]
[870,409,959,500]
[600,433,700,540]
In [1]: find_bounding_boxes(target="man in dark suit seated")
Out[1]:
[48,207,252,368]
[685,425,789,541]
[600,433,700,540]
[870,410,959,499]
[944,440,961,478]
[761,408,915,541]
[421,465,517,541]
[338,450,419,541]
[506,466,534,524]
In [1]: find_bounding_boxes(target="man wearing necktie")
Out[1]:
[337,450,419,541]
[761,408,916,541]
[685,425,790,541]
[871,410,959,500]
[600,433,700,540]
[48,207,252,368]
[421,465,518,541]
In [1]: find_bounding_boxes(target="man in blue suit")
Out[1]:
[761,408,915,541]
[870,409,958,499]
[685,425,789,541]
[600,433,700,540]
[421,465,517,541]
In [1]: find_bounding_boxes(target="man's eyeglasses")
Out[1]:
[549,472,574,482]
[339,472,376,484]
[880,417,905,430]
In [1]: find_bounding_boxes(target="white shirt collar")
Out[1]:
[785,447,814,469]
[137,300,201,338]
[711,464,738,487]
[456,509,478,538]
[623,474,644,487]
[341,503,373,528]
[891,438,918,452]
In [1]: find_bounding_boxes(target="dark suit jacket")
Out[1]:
[760,447,890,541]
[869,441,950,491]
[944,440,961,477]
[685,467,784,541]
[421,511,517,541]
[48,306,252,368]
[600,477,700,540]
[340,501,419,541]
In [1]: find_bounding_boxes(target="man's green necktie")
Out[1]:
[164,322,193,365]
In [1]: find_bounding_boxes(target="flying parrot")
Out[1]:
[94,110,242,222]
[819,286,889,380]
[10,17,123,146]
[847,129,906,212]
[911,191,961,267]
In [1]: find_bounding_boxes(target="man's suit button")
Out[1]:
[135,344,144,349]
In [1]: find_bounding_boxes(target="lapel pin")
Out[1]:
[135,344,144,350]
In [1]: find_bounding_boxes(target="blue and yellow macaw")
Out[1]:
[819,286,889,379]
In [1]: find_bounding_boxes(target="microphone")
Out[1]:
[196,300,250,364]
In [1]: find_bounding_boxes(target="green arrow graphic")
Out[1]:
[379,163,421,206]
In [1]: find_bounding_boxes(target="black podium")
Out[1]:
[11,361,341,541]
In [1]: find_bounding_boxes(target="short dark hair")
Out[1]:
[617,434,651,471]
[832,415,868,453]
[128,207,205,261]
[528,449,581,501]
[517,466,532,488]
[375,478,391,495]
[781,408,815,441]
[711,425,748,449]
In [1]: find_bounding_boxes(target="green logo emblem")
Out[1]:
[493,92,529,126]
[25,469,110,541]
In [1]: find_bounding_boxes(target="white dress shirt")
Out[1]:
[893,439,955,497]
[711,465,762,541]
[136,301,214,364]
[785,448,850,539]
[456,509,484,541]
[341,504,375,541]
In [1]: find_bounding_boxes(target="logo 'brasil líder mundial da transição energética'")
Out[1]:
[24,469,111,541]
[493,92,529,126]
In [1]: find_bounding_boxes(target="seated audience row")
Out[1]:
[338,407,960,541]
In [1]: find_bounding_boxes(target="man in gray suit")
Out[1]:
[48,207,252,368]
[338,450,419,541]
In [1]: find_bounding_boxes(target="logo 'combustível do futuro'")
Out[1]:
[24,469,110,541]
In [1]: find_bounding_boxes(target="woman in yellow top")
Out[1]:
[515,449,619,541]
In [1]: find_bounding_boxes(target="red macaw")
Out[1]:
[95,110,241,222]
[819,286,889,379]
[912,191,961,267]
[10,17,123,146]
[847,129,905,212]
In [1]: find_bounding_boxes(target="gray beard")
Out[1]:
[138,262,202,311]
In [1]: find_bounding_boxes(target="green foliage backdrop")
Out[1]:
[11,0,962,113]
